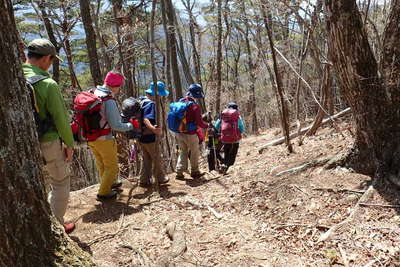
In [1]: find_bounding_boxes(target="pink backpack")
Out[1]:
[220,109,241,143]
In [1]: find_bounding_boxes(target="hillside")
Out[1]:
[65,123,400,266]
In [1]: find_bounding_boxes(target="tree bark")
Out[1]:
[260,0,293,153]
[323,0,400,177]
[79,0,103,86]
[215,0,222,114]
[0,1,94,265]
[164,0,183,100]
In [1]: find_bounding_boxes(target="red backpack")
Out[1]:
[220,108,241,143]
[71,89,113,142]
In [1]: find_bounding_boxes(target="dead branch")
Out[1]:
[156,222,187,267]
[318,183,376,242]
[358,202,400,208]
[275,157,331,176]
[312,188,366,194]
[258,107,351,153]
[273,223,330,230]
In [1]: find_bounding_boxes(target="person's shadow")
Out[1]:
[81,200,141,224]
[130,184,187,200]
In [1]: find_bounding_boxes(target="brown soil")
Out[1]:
[66,123,400,266]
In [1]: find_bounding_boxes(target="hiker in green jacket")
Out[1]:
[23,39,75,234]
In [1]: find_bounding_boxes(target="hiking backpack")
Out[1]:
[167,99,196,133]
[220,108,241,143]
[71,89,114,142]
[121,97,151,139]
[26,75,54,138]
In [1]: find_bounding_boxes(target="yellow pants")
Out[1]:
[88,139,118,195]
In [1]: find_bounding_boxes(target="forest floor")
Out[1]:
[66,121,400,267]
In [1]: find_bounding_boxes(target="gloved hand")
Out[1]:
[129,118,140,128]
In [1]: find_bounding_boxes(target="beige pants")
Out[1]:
[138,142,165,184]
[176,133,200,174]
[40,140,70,224]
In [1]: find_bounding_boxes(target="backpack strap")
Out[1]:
[26,75,48,85]
[26,75,48,113]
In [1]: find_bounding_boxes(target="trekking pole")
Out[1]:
[207,112,220,172]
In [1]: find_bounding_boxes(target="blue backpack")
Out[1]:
[167,99,197,133]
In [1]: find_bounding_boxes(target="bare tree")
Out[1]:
[79,0,103,86]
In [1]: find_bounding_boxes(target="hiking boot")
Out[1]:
[111,180,123,189]
[63,222,75,234]
[176,173,185,180]
[96,190,117,201]
[190,171,205,179]
[158,177,169,184]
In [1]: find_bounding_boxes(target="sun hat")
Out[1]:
[27,39,62,61]
[145,81,169,96]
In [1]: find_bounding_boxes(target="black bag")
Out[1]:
[121,97,148,139]
[26,75,54,138]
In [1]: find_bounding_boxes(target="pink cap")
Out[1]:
[104,71,125,87]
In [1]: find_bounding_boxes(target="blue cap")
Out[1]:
[187,83,204,98]
[145,81,169,96]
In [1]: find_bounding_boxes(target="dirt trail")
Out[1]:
[66,124,400,266]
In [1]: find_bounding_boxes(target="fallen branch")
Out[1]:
[359,202,400,208]
[206,205,224,219]
[318,183,376,242]
[275,157,331,176]
[273,223,330,230]
[312,187,366,194]
[156,222,187,267]
[184,197,224,219]
[258,107,351,153]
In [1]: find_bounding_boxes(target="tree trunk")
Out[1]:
[260,0,293,153]
[79,0,103,86]
[161,0,174,102]
[36,0,60,82]
[323,0,400,177]
[0,1,94,265]
[165,0,183,100]
[215,0,222,114]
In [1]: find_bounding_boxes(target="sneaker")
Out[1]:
[63,222,75,234]
[96,190,117,201]
[158,177,169,184]
[190,171,205,179]
[176,173,185,180]
[111,180,123,189]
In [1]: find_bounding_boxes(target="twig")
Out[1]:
[87,222,141,246]
[206,205,223,219]
[275,157,330,177]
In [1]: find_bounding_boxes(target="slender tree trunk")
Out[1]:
[79,0,103,86]
[215,0,223,114]
[260,0,293,153]
[36,0,60,82]
[165,0,183,99]
[93,0,112,73]
[161,0,174,102]
[0,1,93,265]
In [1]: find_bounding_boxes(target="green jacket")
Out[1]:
[23,64,74,147]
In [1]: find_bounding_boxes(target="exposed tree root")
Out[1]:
[275,156,331,177]
[156,222,187,267]
[318,182,376,242]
